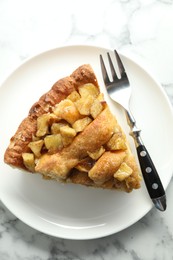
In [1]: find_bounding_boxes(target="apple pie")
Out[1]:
[4,64,141,192]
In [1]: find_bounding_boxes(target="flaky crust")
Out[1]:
[4,64,141,192]
[35,107,116,179]
[4,65,98,169]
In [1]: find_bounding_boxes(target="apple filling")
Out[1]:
[22,83,136,189]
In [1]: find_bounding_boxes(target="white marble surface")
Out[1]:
[1,0,173,259]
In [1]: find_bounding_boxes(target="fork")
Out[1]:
[100,50,166,211]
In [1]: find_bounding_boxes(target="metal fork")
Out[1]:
[100,50,166,211]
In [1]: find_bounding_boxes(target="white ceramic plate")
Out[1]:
[0,45,173,240]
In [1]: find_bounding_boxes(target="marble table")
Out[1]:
[0,0,173,259]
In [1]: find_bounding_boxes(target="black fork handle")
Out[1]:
[126,110,166,211]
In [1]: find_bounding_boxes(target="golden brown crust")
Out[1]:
[88,151,126,184]
[35,107,116,179]
[4,64,141,192]
[4,117,37,169]
[4,64,98,169]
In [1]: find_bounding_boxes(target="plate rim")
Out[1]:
[1,44,173,240]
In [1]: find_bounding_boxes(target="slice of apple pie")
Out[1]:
[4,64,141,192]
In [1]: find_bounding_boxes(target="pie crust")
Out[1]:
[4,64,141,192]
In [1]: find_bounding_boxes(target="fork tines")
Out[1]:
[100,50,127,84]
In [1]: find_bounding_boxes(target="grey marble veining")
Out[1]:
[0,0,173,259]
[1,194,173,260]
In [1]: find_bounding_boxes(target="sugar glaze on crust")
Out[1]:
[4,65,98,169]
[4,64,141,192]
